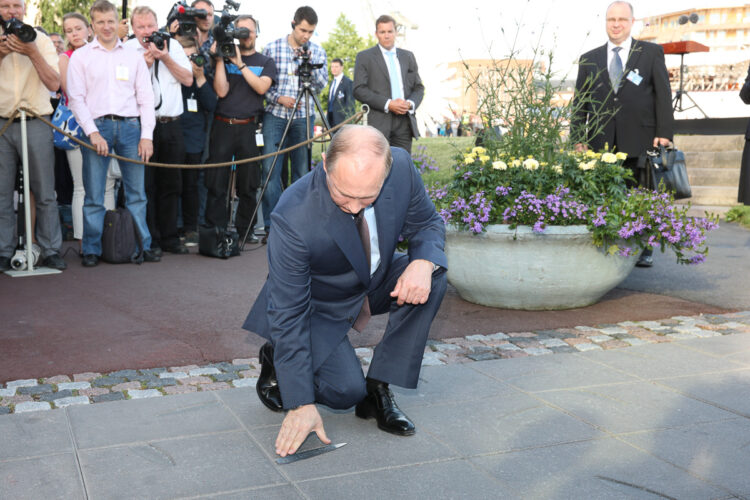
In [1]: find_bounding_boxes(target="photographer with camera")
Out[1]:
[66,0,159,267]
[0,0,66,271]
[260,5,327,243]
[204,14,275,244]
[126,6,193,255]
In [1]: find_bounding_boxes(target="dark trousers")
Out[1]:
[388,114,414,154]
[182,152,203,232]
[204,119,261,232]
[310,255,448,410]
[148,119,185,249]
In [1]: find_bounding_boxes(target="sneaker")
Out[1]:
[183,230,199,247]
[42,253,67,270]
[162,243,189,254]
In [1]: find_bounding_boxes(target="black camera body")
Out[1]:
[294,44,323,84]
[212,0,249,59]
[2,17,37,43]
[189,48,211,67]
[142,30,170,51]
[167,0,207,38]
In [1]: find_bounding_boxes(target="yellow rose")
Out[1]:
[601,152,617,164]
[523,158,539,170]
[492,160,508,170]
[552,164,563,174]
[463,156,475,165]
[511,159,521,168]
[472,146,486,155]
[615,152,628,160]
[585,150,597,158]
[479,155,490,162]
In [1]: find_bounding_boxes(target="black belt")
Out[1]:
[98,114,137,121]
[156,116,180,123]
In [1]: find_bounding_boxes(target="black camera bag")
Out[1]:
[198,225,240,259]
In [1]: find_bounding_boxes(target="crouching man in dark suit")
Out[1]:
[571,1,673,267]
[243,125,447,457]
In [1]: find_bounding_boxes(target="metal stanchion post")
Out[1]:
[5,110,62,277]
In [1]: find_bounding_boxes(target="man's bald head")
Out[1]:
[323,125,393,214]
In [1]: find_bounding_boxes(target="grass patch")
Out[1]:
[726,205,750,228]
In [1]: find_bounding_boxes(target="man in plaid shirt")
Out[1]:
[260,5,327,241]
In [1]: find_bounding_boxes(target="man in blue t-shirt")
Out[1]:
[205,15,276,241]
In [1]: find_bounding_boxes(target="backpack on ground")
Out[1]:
[102,208,143,264]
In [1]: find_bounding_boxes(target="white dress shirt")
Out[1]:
[363,205,380,276]
[607,37,632,72]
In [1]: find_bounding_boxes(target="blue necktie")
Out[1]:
[610,46,623,92]
[386,50,403,100]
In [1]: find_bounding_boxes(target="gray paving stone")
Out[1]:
[597,327,628,335]
[78,432,283,499]
[207,485,305,500]
[189,367,221,376]
[533,329,571,339]
[146,378,176,388]
[91,392,125,403]
[407,393,603,456]
[0,409,74,460]
[232,377,257,388]
[575,343,603,352]
[54,396,90,408]
[656,369,750,415]
[432,342,462,353]
[620,418,750,494]
[69,391,241,449]
[14,401,52,413]
[0,454,85,499]
[487,331,509,340]
[465,334,489,342]
[17,384,54,396]
[6,379,37,389]
[469,352,639,392]
[496,343,522,351]
[524,347,553,356]
[39,389,73,402]
[108,369,140,379]
[212,373,237,382]
[472,437,725,499]
[139,368,167,376]
[536,381,736,434]
[539,338,568,347]
[588,335,613,343]
[162,371,188,379]
[420,351,446,366]
[208,362,236,372]
[622,337,649,346]
[549,345,578,354]
[216,387,291,428]
[0,387,16,397]
[127,389,161,399]
[299,460,509,500]
[467,352,500,361]
[224,363,250,372]
[57,381,90,391]
[92,376,127,387]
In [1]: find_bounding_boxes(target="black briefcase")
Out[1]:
[198,225,240,259]
[645,146,692,200]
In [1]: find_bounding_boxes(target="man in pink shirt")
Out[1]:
[67,0,160,266]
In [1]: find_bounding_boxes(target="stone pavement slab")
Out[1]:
[0,410,73,461]
[654,369,750,416]
[470,437,729,499]
[0,453,85,500]
[677,334,750,365]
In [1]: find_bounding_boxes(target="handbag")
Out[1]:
[645,146,692,200]
[51,95,84,150]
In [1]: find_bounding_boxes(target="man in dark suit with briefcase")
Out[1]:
[326,58,354,130]
[353,15,424,153]
[571,0,674,267]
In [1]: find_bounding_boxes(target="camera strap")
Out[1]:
[151,37,170,111]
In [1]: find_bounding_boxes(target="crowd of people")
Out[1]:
[0,0,425,270]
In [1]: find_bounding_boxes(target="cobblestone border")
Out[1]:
[2,311,749,416]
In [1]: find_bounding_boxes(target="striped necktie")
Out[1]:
[610,46,623,92]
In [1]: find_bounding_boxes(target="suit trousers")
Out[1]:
[385,114,413,154]
[310,254,448,410]
[0,117,62,259]
[148,119,185,249]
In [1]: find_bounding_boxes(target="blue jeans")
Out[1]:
[81,117,151,256]
[261,112,312,229]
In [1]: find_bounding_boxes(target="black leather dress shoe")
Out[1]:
[162,243,189,254]
[143,249,161,262]
[636,255,653,268]
[81,254,99,267]
[355,380,415,436]
[42,253,67,270]
[257,342,284,412]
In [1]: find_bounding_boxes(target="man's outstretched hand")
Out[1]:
[390,259,433,306]
[275,404,330,457]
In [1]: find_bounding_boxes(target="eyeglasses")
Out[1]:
[606,17,632,24]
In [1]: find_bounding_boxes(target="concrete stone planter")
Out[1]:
[445,224,638,310]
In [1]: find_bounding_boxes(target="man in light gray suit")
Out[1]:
[353,14,424,153]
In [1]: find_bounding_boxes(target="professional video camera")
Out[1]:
[2,17,36,43]
[294,43,324,84]
[166,0,207,38]
[142,30,170,50]
[212,0,249,59]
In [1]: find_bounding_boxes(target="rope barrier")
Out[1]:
[0,107,367,169]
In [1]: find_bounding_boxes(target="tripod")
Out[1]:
[672,52,708,118]
[239,73,332,249]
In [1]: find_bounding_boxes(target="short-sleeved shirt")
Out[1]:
[0,30,58,117]
[215,52,276,119]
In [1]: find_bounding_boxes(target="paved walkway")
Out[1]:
[2,325,750,499]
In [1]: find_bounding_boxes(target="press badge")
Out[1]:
[115,65,129,81]
[255,132,264,147]
[186,98,198,112]
[626,70,643,86]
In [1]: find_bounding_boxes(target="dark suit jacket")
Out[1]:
[326,75,354,127]
[740,65,750,139]
[571,39,674,158]
[242,148,446,408]
[353,45,425,140]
